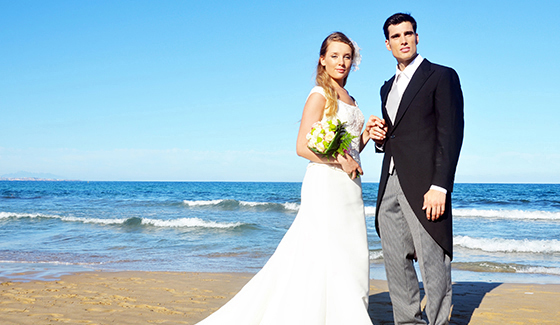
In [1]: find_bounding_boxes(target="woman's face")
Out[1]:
[320,41,353,85]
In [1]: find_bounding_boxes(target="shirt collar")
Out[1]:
[395,54,424,80]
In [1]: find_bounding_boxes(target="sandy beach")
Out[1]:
[0,271,558,324]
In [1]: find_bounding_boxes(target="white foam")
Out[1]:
[454,235,560,253]
[141,217,242,229]
[183,199,224,206]
[238,200,301,212]
[515,265,560,276]
[60,216,128,225]
[239,201,264,207]
[0,260,104,266]
[282,202,300,211]
[0,212,129,225]
[183,199,300,212]
[353,207,560,220]
[0,212,242,229]
[454,208,560,221]
[328,207,560,220]
[364,206,376,216]
[0,212,49,220]
[369,250,383,260]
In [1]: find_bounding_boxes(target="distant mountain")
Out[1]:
[1,171,67,180]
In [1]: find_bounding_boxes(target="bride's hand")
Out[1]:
[336,154,363,179]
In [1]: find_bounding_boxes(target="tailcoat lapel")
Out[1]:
[392,59,435,129]
[380,76,395,127]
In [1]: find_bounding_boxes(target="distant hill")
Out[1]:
[0,171,79,181]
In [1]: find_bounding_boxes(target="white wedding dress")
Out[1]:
[197,86,373,325]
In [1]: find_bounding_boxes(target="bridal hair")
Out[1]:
[383,13,417,40]
[316,32,356,119]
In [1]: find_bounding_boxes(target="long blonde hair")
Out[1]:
[316,32,356,119]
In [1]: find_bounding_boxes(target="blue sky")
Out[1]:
[2,0,559,182]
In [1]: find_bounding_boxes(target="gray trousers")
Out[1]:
[378,171,452,325]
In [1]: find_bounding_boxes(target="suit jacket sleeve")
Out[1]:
[432,67,464,192]
[376,81,390,154]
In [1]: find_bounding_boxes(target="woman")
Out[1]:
[197,32,374,325]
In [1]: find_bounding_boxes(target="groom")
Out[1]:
[369,13,464,324]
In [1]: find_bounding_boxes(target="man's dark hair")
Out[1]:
[383,13,417,40]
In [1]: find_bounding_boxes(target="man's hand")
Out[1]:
[422,189,446,221]
[365,115,387,145]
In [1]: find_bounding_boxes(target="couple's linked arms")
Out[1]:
[297,93,371,180]
[365,115,447,221]
[365,115,387,147]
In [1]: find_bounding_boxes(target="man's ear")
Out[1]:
[385,39,391,51]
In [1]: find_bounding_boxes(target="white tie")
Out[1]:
[386,74,402,124]
[385,73,404,174]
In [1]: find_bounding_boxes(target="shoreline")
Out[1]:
[3,258,560,284]
[2,261,560,285]
[1,270,560,324]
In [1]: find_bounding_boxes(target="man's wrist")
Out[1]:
[430,185,447,194]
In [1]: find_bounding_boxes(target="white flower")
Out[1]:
[325,131,335,142]
[316,142,325,152]
[312,134,320,144]
[350,38,361,71]
[310,128,319,137]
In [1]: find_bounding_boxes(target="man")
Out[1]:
[368,13,464,324]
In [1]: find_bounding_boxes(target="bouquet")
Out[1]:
[306,119,356,158]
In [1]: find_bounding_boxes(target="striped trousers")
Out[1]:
[378,171,452,325]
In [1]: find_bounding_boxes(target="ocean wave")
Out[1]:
[183,199,378,215]
[0,260,104,266]
[369,249,383,260]
[0,211,60,220]
[361,206,560,219]
[205,203,560,220]
[141,217,243,228]
[453,208,560,221]
[0,212,244,229]
[454,235,560,253]
[182,199,223,206]
[178,201,560,221]
[516,266,560,275]
[363,206,375,216]
[183,199,299,212]
[452,261,560,276]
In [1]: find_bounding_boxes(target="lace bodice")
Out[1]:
[308,86,365,165]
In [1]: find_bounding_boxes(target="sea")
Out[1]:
[1,181,559,284]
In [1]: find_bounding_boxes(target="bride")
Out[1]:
[197,32,375,325]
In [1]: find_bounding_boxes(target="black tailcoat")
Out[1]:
[375,59,464,258]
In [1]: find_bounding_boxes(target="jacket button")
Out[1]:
[390,135,396,139]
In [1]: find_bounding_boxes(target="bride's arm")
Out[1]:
[359,115,387,153]
[296,93,362,178]
[296,93,334,164]
[358,127,371,153]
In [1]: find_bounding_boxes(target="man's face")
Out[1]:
[385,21,419,68]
